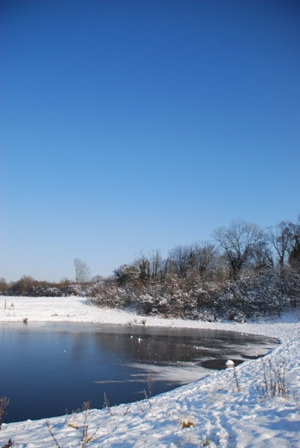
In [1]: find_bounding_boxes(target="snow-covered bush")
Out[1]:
[87,266,299,321]
[214,271,293,321]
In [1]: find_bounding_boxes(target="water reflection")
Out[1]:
[0,322,277,423]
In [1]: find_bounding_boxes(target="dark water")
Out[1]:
[0,322,277,423]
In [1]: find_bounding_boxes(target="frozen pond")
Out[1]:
[0,322,278,423]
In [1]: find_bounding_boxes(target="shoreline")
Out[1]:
[1,296,299,447]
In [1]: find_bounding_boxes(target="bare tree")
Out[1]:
[288,215,300,270]
[168,243,218,281]
[149,249,163,278]
[251,237,274,273]
[74,258,91,283]
[268,221,295,267]
[134,252,150,281]
[168,245,191,276]
[133,250,164,282]
[193,242,218,281]
[213,220,263,280]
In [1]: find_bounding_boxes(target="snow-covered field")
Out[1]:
[0,296,299,447]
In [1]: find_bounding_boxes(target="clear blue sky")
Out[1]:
[1,0,299,282]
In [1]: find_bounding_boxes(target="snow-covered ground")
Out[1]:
[0,295,299,447]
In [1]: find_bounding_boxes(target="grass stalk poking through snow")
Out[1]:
[256,358,289,399]
[103,393,113,416]
[233,366,241,393]
[143,373,154,409]
[46,421,61,448]
[47,401,102,448]
[0,397,9,430]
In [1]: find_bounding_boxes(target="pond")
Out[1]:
[0,322,278,423]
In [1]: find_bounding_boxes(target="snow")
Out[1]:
[0,295,299,447]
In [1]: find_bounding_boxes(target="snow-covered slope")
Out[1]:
[0,296,299,447]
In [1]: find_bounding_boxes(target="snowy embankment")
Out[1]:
[0,296,299,448]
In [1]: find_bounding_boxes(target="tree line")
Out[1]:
[87,216,299,321]
[113,217,300,285]
[1,216,299,321]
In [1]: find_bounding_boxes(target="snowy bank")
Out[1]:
[0,296,299,447]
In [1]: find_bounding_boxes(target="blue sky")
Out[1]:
[1,0,299,282]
